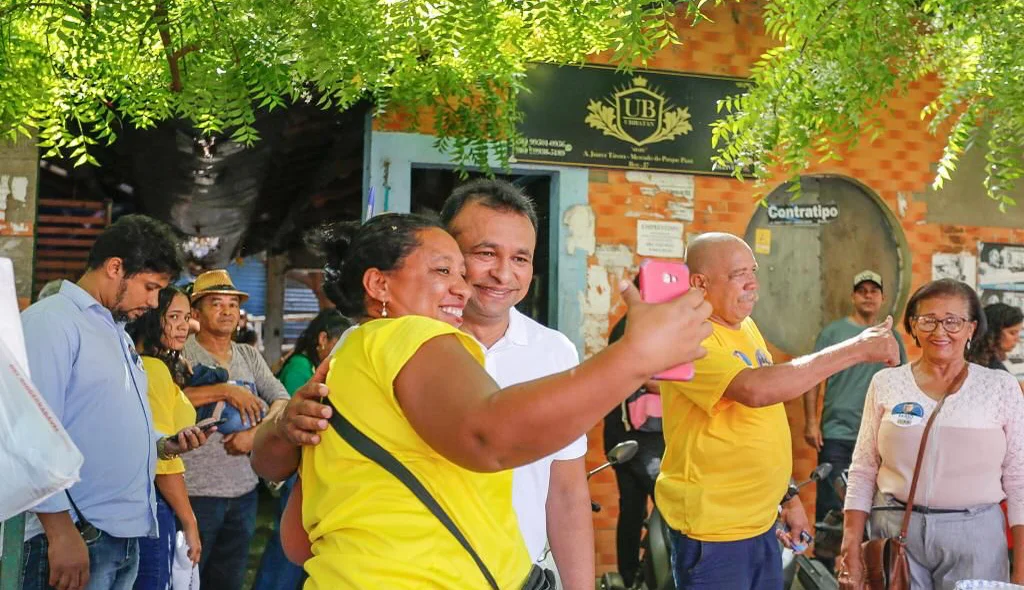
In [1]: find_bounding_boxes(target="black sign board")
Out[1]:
[514,63,748,176]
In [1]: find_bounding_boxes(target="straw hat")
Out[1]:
[190,269,249,304]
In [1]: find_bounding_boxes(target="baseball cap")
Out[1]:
[853,270,883,291]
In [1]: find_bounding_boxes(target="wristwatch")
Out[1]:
[781,482,800,505]
[156,436,179,461]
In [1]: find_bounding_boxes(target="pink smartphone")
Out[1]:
[638,259,696,382]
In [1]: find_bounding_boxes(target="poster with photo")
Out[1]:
[931,252,977,284]
[978,242,1024,290]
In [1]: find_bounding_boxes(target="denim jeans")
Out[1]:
[189,488,258,590]
[669,527,782,590]
[22,530,140,590]
[815,439,854,524]
[133,494,176,590]
[253,476,307,590]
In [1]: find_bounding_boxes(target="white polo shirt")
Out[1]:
[484,307,589,562]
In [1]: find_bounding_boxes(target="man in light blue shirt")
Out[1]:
[20,215,202,590]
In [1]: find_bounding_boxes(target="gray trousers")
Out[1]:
[869,495,1009,590]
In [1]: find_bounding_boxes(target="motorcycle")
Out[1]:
[594,451,671,590]
[589,440,639,512]
[781,464,839,590]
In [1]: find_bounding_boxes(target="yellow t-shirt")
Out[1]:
[654,317,791,542]
[300,316,531,589]
[143,356,197,475]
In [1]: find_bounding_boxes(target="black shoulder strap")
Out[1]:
[321,397,500,590]
[64,490,88,524]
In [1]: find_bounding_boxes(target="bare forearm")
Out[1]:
[727,341,867,408]
[37,510,77,538]
[465,341,648,470]
[841,509,869,551]
[545,460,595,590]
[803,386,819,424]
[155,473,196,528]
[251,419,302,482]
[183,384,228,407]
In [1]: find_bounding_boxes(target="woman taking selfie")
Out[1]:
[252,213,712,589]
[836,279,1024,589]
[127,286,208,590]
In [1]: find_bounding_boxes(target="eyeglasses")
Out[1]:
[913,315,970,334]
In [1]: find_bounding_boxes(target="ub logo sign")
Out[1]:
[586,76,692,147]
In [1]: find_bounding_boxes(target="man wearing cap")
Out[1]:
[802,269,907,564]
[180,270,289,590]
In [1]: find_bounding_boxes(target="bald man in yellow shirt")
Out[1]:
[657,233,901,589]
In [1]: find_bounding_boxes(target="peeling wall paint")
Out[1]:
[624,170,695,201]
[563,204,596,256]
[595,244,635,281]
[625,210,663,219]
[579,264,611,354]
[666,200,695,222]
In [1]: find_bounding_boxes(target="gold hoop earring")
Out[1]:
[381,301,388,318]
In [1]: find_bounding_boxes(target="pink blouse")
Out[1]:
[845,363,1024,525]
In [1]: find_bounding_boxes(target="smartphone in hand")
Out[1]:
[196,417,227,433]
[638,259,696,382]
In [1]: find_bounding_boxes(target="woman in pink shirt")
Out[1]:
[836,279,1024,589]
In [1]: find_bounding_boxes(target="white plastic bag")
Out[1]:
[0,334,84,521]
[171,531,200,590]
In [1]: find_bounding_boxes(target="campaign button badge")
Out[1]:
[890,402,925,427]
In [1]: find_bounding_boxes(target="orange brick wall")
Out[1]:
[376,1,1024,577]
[580,2,1024,576]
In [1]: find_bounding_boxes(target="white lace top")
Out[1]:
[845,363,1024,525]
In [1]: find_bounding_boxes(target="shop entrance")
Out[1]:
[744,176,909,355]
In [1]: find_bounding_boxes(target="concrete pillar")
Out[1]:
[263,254,287,365]
[0,138,39,308]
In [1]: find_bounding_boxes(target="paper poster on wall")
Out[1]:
[931,253,976,284]
[754,228,772,255]
[978,242,1024,290]
[636,220,684,258]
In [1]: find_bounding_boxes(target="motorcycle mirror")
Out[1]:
[607,440,639,465]
[811,462,833,482]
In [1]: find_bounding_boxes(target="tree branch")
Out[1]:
[207,0,241,66]
[154,1,183,92]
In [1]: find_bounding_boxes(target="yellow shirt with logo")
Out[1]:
[142,356,197,475]
[300,316,531,589]
[655,317,791,542]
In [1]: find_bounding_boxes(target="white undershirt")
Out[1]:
[483,308,588,562]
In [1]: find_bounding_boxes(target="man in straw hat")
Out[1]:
[180,269,289,590]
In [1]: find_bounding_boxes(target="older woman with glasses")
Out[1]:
[836,279,1024,590]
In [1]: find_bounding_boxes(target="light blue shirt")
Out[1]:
[22,281,158,540]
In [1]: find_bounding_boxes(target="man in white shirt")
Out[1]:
[251,179,594,588]
[438,179,592,589]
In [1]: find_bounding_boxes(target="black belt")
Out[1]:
[874,500,970,515]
